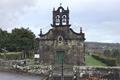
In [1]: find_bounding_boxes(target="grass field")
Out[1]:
[85,54,107,66]
[0,52,21,55]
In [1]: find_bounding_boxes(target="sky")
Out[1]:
[0,0,120,43]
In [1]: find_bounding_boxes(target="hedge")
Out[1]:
[92,54,116,66]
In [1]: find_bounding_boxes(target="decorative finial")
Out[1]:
[60,3,62,6]
[39,29,42,37]
[53,8,55,11]
[40,29,42,34]
[67,6,69,10]
[80,27,82,33]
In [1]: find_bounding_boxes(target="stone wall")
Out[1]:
[39,38,85,65]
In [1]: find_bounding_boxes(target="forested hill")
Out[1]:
[85,42,120,53]
[86,42,120,49]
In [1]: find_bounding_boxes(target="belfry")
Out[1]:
[39,5,85,66]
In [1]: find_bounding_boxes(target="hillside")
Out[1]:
[85,42,120,53]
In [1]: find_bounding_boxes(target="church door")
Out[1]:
[56,51,65,64]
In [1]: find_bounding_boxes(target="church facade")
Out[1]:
[38,5,85,65]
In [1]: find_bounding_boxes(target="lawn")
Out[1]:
[0,52,21,55]
[0,52,22,60]
[85,54,107,66]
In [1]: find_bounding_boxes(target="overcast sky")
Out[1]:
[0,0,120,43]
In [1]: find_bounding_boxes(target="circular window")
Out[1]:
[58,36,63,42]
[59,37,62,41]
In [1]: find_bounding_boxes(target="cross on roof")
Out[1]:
[60,3,62,6]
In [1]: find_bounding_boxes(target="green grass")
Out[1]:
[0,52,21,55]
[0,52,22,60]
[85,54,107,66]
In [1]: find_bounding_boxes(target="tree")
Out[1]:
[103,49,111,57]
[0,28,10,52]
[113,49,120,66]
[11,27,35,58]
[117,52,120,66]
[112,49,119,58]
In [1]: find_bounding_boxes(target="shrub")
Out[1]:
[92,54,116,66]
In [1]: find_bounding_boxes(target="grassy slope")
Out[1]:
[0,52,21,55]
[85,54,107,66]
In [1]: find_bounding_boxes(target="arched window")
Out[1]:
[59,8,62,12]
[55,15,60,25]
[62,15,66,25]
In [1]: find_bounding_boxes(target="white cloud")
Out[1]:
[0,0,120,43]
[0,0,38,30]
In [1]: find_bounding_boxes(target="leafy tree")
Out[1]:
[11,27,35,58]
[112,49,120,66]
[34,38,39,53]
[0,28,10,52]
[117,52,120,66]
[103,49,111,57]
[111,49,119,58]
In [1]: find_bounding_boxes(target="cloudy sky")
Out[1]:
[0,0,120,43]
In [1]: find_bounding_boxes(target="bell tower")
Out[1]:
[51,4,71,27]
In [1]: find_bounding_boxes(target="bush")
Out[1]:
[92,54,116,66]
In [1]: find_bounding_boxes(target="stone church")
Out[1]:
[38,5,85,66]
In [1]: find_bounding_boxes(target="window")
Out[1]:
[62,15,66,25]
[59,8,62,12]
[58,35,63,43]
[55,15,60,25]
